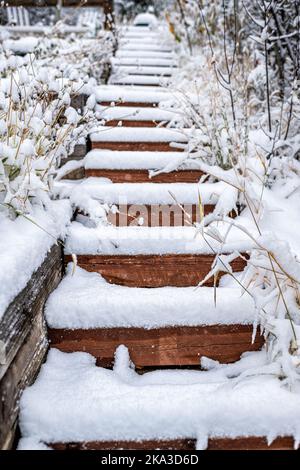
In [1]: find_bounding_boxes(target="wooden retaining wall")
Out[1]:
[0,245,63,450]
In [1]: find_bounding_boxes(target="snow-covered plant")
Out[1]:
[158,0,300,385]
[0,48,98,217]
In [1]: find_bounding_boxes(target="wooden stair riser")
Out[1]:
[91,142,185,152]
[100,102,161,108]
[48,325,264,368]
[64,254,247,287]
[49,436,295,451]
[106,204,214,227]
[104,120,165,127]
[110,82,161,87]
[85,169,205,183]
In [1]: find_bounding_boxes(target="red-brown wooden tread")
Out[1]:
[85,169,204,183]
[91,142,184,152]
[104,119,164,127]
[100,101,160,108]
[48,325,264,368]
[50,436,295,450]
[64,254,247,288]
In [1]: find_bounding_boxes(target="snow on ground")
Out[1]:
[0,200,71,320]
[17,348,300,447]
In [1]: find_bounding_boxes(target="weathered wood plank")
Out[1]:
[0,245,63,380]
[0,318,48,449]
[85,169,205,183]
[62,167,85,181]
[50,436,295,450]
[91,142,185,152]
[0,245,63,449]
[64,254,247,287]
[104,120,163,127]
[48,324,264,368]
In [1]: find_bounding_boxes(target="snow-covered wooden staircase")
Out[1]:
[18,21,297,451]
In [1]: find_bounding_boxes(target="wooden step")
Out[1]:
[48,324,263,368]
[91,141,183,151]
[111,57,178,67]
[64,254,247,287]
[84,150,203,182]
[45,266,258,367]
[109,74,167,86]
[19,349,298,451]
[50,436,295,450]
[95,85,173,108]
[112,65,174,76]
[103,120,164,127]
[90,127,191,152]
[85,168,204,183]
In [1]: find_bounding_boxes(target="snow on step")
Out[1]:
[84,150,198,171]
[111,57,178,67]
[90,126,201,143]
[96,105,180,123]
[118,43,172,52]
[109,74,169,86]
[65,224,253,256]
[119,38,171,48]
[111,65,175,76]
[95,85,172,104]
[18,348,300,447]
[45,265,255,329]
[70,178,230,206]
[116,50,176,59]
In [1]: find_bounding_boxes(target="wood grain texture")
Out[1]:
[48,325,264,368]
[64,254,247,287]
[50,436,295,450]
[91,142,184,152]
[0,319,48,449]
[0,245,63,449]
[0,245,63,379]
[107,204,215,226]
[100,102,161,108]
[85,169,205,183]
